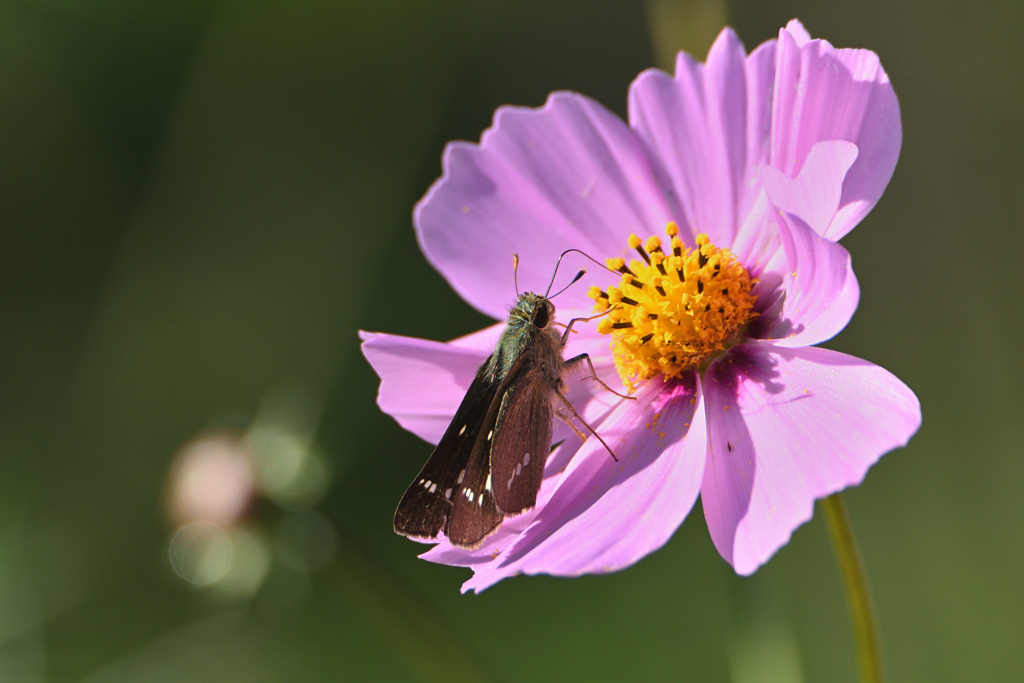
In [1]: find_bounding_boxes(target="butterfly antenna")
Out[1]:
[556,248,620,276]
[545,245,611,297]
[543,250,566,297]
[544,247,622,298]
[512,253,521,297]
[548,269,586,300]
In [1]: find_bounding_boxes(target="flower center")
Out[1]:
[588,222,757,391]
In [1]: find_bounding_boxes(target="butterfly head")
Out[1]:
[512,292,555,330]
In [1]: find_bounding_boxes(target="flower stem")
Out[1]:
[822,492,883,683]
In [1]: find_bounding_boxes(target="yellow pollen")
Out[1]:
[590,223,757,391]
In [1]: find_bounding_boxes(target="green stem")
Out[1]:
[822,492,883,683]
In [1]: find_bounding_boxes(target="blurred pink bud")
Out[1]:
[167,435,256,527]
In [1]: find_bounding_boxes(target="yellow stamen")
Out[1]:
[590,223,757,391]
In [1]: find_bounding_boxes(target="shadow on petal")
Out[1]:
[700,346,782,567]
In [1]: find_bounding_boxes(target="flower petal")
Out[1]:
[701,343,921,575]
[460,372,707,592]
[724,37,777,269]
[747,209,859,347]
[735,38,778,233]
[447,322,506,354]
[770,28,902,240]
[359,331,488,444]
[730,190,778,281]
[762,140,859,236]
[783,19,811,46]
[416,92,674,318]
[629,28,774,247]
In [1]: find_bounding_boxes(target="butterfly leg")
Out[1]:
[554,408,589,442]
[560,310,611,341]
[564,353,634,400]
[554,388,619,462]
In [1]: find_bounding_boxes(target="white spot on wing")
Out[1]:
[485,474,492,491]
[429,483,437,493]
[516,463,522,476]
[459,425,466,436]
[467,490,474,502]
[487,430,493,441]
[523,452,530,466]
[444,488,452,499]
[457,469,466,484]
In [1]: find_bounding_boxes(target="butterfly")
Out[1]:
[393,257,625,548]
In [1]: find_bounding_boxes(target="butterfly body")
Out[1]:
[394,292,579,548]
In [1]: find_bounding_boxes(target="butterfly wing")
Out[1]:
[393,357,501,540]
[445,406,505,547]
[489,365,554,516]
[444,353,536,547]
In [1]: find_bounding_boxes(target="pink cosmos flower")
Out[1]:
[361,20,921,592]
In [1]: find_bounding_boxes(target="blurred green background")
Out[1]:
[1,0,1020,681]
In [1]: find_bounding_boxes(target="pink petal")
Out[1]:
[747,209,859,347]
[629,29,771,248]
[447,322,506,354]
[415,92,674,319]
[461,372,707,592]
[770,28,902,240]
[725,39,777,272]
[736,39,778,232]
[359,331,488,444]
[762,140,859,236]
[730,191,778,281]
[701,343,921,575]
[784,19,812,46]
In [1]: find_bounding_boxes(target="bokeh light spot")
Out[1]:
[168,521,233,585]
[214,527,273,597]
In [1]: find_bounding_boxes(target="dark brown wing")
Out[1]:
[489,366,554,516]
[393,358,500,540]
[445,353,541,548]
[446,411,504,547]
